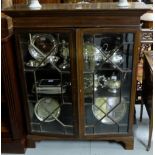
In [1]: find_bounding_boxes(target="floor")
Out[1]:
[2,105,153,155]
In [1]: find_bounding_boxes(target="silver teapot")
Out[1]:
[106,75,121,93]
[84,74,107,93]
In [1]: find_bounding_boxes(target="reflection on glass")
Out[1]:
[19,32,74,135]
[92,97,127,124]
[83,32,134,134]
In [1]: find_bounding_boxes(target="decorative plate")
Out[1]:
[29,33,58,62]
[34,97,61,122]
[92,97,127,124]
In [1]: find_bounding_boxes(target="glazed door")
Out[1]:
[78,28,137,136]
[16,29,77,136]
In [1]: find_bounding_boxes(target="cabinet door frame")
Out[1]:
[14,27,79,138]
[76,28,140,138]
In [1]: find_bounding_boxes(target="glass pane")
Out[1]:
[19,32,74,135]
[83,32,134,134]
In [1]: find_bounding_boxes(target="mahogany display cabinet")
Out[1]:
[3,2,150,151]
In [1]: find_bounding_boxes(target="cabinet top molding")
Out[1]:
[2,2,151,28]
[3,2,150,15]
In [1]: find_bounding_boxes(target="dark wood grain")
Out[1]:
[76,29,85,137]
[12,0,26,4]
[12,0,60,4]
[3,2,150,11]
[40,0,61,3]
[1,17,26,153]
[2,3,150,29]
[128,31,140,134]
[141,51,153,151]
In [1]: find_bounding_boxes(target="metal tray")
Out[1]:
[34,97,61,122]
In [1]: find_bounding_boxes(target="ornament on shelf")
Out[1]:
[28,0,42,8]
[117,0,129,7]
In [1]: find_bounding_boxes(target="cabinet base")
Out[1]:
[120,137,134,150]
[26,137,36,148]
[27,134,134,150]
[1,138,26,153]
